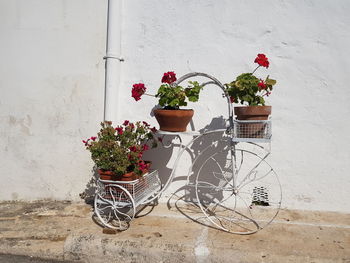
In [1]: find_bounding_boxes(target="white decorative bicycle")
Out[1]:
[94,72,282,234]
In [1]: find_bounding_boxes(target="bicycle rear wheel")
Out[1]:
[194,140,281,234]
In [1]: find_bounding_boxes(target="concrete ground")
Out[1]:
[0,254,73,263]
[0,200,349,263]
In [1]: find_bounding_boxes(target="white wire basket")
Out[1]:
[231,120,272,142]
[98,170,161,206]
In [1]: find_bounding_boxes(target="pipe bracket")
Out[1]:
[103,54,124,62]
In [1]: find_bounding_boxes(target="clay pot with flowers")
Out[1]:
[225,53,277,120]
[83,120,158,182]
[132,72,203,132]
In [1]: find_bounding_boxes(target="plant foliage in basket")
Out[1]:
[83,121,158,177]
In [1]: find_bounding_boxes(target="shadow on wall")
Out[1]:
[142,141,173,186]
[150,116,229,193]
[79,167,99,205]
[169,116,230,203]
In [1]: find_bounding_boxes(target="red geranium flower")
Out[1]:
[129,146,137,152]
[161,71,177,84]
[151,127,157,133]
[254,54,269,68]
[131,83,146,101]
[90,136,97,141]
[138,161,148,171]
[142,121,150,127]
[142,144,149,151]
[115,127,123,135]
[82,139,90,146]
[230,96,236,103]
[123,120,129,126]
[258,80,267,90]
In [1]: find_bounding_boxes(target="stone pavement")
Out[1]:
[0,200,349,263]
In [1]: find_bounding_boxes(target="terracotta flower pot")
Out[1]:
[98,169,119,181]
[154,109,194,132]
[120,172,140,182]
[234,106,271,120]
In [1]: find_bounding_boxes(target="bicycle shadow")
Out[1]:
[174,116,229,198]
[79,166,99,205]
[166,117,231,202]
[162,115,241,231]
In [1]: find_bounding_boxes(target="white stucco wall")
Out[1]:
[1,0,349,213]
[0,0,107,200]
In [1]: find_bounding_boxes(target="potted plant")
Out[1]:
[131,71,203,132]
[83,120,158,181]
[225,54,277,120]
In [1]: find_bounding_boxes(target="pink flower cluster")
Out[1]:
[255,54,273,97]
[114,120,137,135]
[127,144,150,171]
[115,127,123,135]
[258,80,266,90]
[138,161,148,171]
[131,83,146,101]
[117,120,158,171]
[161,71,177,84]
[131,71,177,102]
[82,136,96,146]
[254,54,269,68]
[258,80,270,95]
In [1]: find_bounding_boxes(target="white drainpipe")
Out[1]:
[103,0,123,122]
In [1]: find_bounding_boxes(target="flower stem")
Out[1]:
[144,93,155,97]
[262,91,270,97]
[252,65,260,74]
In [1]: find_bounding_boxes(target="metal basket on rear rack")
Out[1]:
[231,120,272,142]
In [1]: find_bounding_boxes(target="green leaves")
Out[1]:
[169,98,180,107]
[87,121,158,175]
[155,81,203,109]
[225,72,276,106]
[258,96,265,105]
[156,84,185,108]
[236,73,260,90]
[185,81,203,102]
[265,78,276,86]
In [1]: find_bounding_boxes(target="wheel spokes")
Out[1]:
[194,145,281,234]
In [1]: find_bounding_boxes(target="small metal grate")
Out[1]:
[252,186,270,206]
